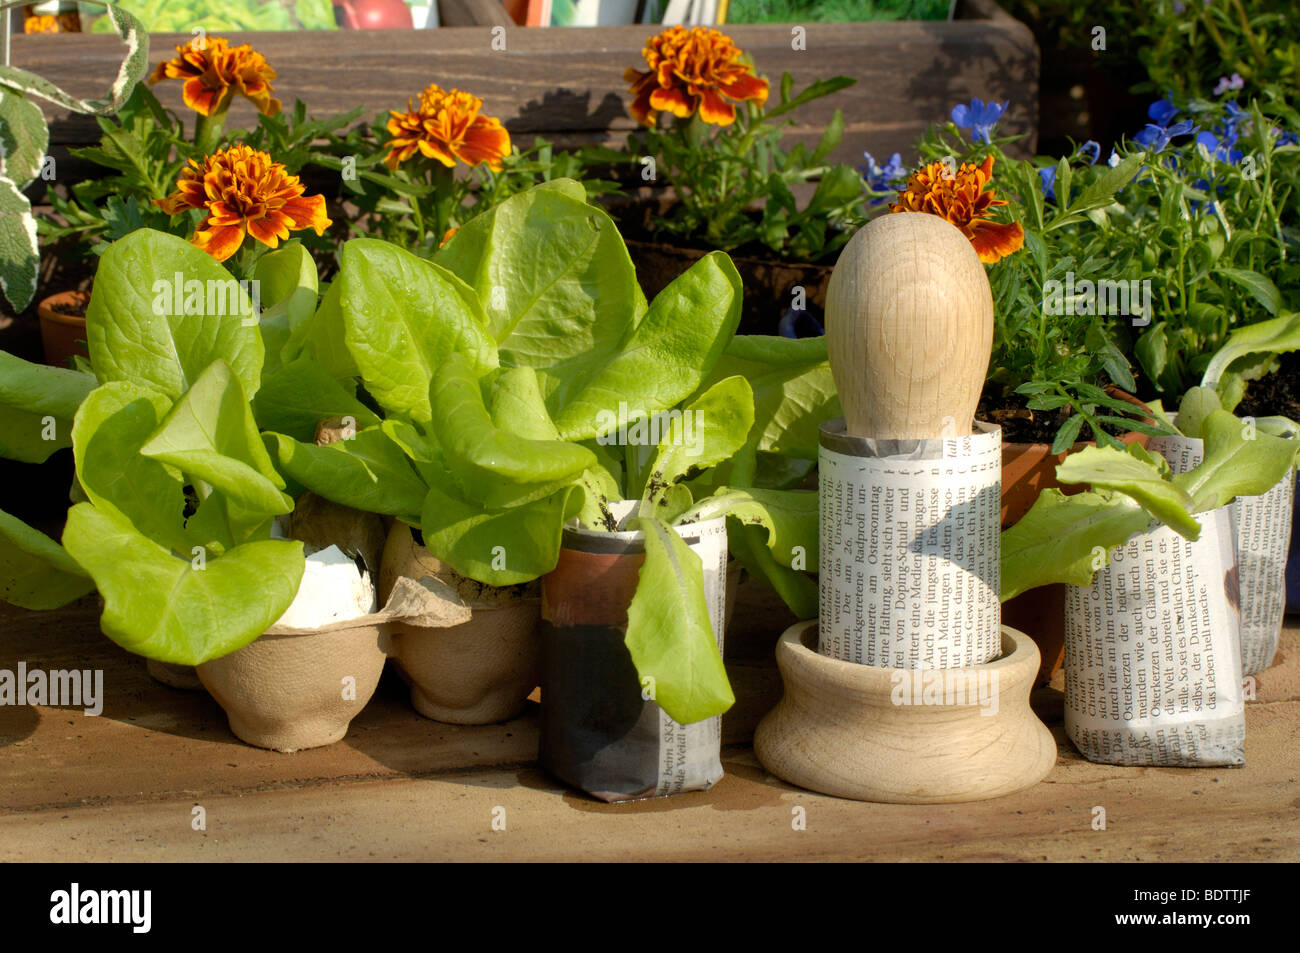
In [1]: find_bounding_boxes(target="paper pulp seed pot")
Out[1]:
[379,523,541,725]
[197,545,388,753]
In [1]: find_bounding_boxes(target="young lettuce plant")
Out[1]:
[258,181,820,725]
[0,227,327,661]
[1001,409,1297,600]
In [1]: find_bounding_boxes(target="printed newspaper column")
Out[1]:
[818,419,1002,669]
[1149,430,1295,674]
[539,501,727,802]
[1064,507,1245,766]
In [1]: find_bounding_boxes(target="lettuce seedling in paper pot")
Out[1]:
[262,180,821,726]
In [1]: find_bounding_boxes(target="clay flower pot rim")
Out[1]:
[37,289,91,327]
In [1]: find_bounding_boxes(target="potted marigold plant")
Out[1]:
[36,32,354,366]
[312,81,617,258]
[604,24,869,333]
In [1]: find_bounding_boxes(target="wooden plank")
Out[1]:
[12,16,1037,179]
[2,595,1297,860]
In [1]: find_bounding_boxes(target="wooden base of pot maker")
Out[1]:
[754,622,1056,803]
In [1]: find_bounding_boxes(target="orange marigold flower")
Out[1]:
[149,37,281,118]
[385,85,511,172]
[890,155,1024,264]
[439,227,459,248]
[154,145,331,263]
[23,14,60,33]
[623,26,769,127]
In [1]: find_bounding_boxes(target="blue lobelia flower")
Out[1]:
[951,98,1009,145]
[1078,140,1102,165]
[1275,128,1300,148]
[860,150,909,205]
[1135,119,1197,153]
[1038,165,1056,199]
[1196,128,1243,164]
[1148,97,1180,126]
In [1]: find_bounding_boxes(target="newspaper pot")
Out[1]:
[146,659,204,691]
[197,546,388,752]
[37,290,90,369]
[378,523,541,725]
[1064,508,1245,766]
[999,418,1153,685]
[539,501,729,802]
[1289,472,1300,613]
[755,621,1055,802]
[625,239,833,336]
[1148,428,1295,675]
[818,419,1003,669]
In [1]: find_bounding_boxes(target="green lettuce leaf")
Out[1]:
[63,502,305,665]
[0,350,96,463]
[0,507,94,610]
[86,229,265,401]
[626,515,734,725]
[1055,443,1200,539]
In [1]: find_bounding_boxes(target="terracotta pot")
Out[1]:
[378,523,541,725]
[37,290,90,369]
[145,659,204,691]
[754,621,1056,803]
[197,624,388,752]
[1000,421,1152,686]
[625,239,833,335]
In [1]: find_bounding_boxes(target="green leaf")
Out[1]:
[86,229,265,401]
[1000,489,1151,600]
[553,252,742,440]
[1202,311,1300,392]
[1173,409,1299,513]
[678,487,817,571]
[265,427,429,522]
[1218,268,1282,317]
[489,365,562,441]
[1055,444,1201,539]
[62,502,305,665]
[0,89,50,186]
[0,175,38,313]
[0,507,94,610]
[418,481,580,585]
[626,515,734,725]
[0,350,97,463]
[338,238,497,423]
[1174,385,1222,439]
[72,380,189,554]
[726,518,818,619]
[138,361,293,540]
[1073,153,1143,212]
[254,243,319,379]
[639,376,755,505]
[253,356,380,443]
[430,352,595,508]
[282,279,357,380]
[435,182,642,409]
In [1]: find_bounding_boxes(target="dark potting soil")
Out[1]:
[1234,351,1300,422]
[50,299,87,319]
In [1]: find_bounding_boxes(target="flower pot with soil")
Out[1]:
[378,521,541,725]
[37,290,92,369]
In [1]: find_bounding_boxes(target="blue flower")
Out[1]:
[1038,165,1056,199]
[1196,128,1243,164]
[779,306,824,339]
[1147,98,1180,126]
[1135,119,1197,153]
[860,150,908,205]
[1078,140,1101,165]
[951,98,1008,144]
[1275,128,1299,147]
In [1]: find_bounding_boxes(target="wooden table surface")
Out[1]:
[1,594,1296,862]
